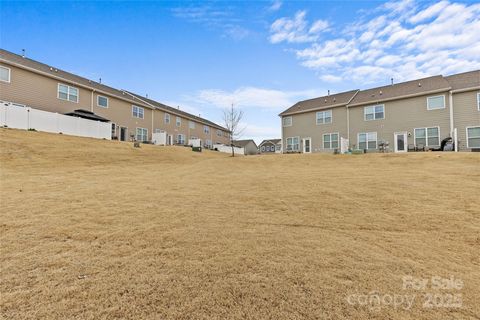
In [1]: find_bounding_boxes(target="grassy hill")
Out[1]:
[1,128,479,319]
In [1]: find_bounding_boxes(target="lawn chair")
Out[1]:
[407,144,415,152]
[415,144,425,151]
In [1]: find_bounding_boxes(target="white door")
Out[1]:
[394,132,407,152]
[303,138,311,153]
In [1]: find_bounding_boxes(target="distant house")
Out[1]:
[233,139,258,155]
[259,139,282,154]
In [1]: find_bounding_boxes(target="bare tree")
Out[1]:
[223,103,245,157]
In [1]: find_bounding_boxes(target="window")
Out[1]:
[58,84,78,103]
[414,127,440,147]
[132,105,144,119]
[224,131,229,137]
[0,66,11,82]
[477,93,480,111]
[189,121,195,129]
[136,127,148,142]
[358,132,377,150]
[466,127,480,148]
[323,133,339,149]
[364,105,384,120]
[97,95,108,108]
[216,130,222,136]
[266,146,270,152]
[164,113,170,124]
[176,117,181,127]
[204,125,210,134]
[275,144,281,151]
[111,123,116,138]
[205,139,212,147]
[283,116,292,127]
[177,134,186,144]
[427,95,445,110]
[316,110,332,124]
[286,137,300,151]
[261,146,265,151]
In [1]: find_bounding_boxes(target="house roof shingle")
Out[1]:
[279,90,359,116]
[232,139,257,148]
[444,70,480,91]
[348,75,451,106]
[0,49,228,131]
[259,139,281,146]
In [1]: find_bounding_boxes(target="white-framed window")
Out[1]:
[261,146,265,151]
[189,121,195,129]
[283,116,292,127]
[224,131,229,137]
[164,113,170,124]
[275,144,281,151]
[323,133,339,149]
[58,83,78,103]
[427,95,445,110]
[176,116,181,127]
[466,126,480,148]
[364,105,384,121]
[136,127,148,142]
[286,137,300,151]
[216,129,222,136]
[316,110,332,124]
[132,105,144,119]
[477,92,480,111]
[97,95,108,108]
[414,127,440,147]
[266,146,271,152]
[358,132,377,150]
[177,134,186,144]
[204,125,210,134]
[0,66,11,83]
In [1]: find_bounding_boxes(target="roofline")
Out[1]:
[258,139,281,147]
[0,55,229,131]
[450,86,480,94]
[0,57,155,110]
[124,91,228,131]
[279,90,360,117]
[347,87,452,107]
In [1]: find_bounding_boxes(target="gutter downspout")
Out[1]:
[346,106,350,142]
[91,90,94,112]
[449,91,457,152]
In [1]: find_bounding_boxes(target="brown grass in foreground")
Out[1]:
[1,128,479,320]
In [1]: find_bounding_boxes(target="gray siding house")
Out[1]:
[233,139,258,155]
[280,71,479,153]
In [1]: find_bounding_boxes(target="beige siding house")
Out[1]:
[280,71,480,153]
[0,49,230,146]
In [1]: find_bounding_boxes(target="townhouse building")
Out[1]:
[280,71,480,153]
[0,49,230,146]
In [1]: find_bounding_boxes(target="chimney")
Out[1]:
[328,90,330,96]
[21,49,26,58]
[99,78,102,84]
[391,78,394,86]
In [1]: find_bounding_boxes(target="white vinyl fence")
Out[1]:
[213,143,244,155]
[0,103,111,140]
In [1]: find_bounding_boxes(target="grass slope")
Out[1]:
[1,128,479,319]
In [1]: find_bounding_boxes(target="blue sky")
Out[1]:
[1,0,479,143]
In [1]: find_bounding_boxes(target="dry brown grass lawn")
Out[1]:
[1,128,479,320]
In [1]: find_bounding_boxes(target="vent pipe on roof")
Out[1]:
[99,78,102,84]
[177,106,180,109]
[21,49,25,58]
[391,78,394,86]
[328,90,330,96]
[146,94,148,98]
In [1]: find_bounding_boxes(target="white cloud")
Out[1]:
[190,86,322,110]
[268,0,282,12]
[274,0,480,84]
[269,11,329,43]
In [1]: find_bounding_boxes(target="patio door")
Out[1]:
[119,127,127,141]
[303,138,311,153]
[394,132,407,152]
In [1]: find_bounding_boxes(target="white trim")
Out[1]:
[203,125,210,134]
[57,83,79,103]
[316,110,332,125]
[477,92,480,111]
[0,65,11,83]
[393,132,408,152]
[132,105,144,119]
[347,88,451,107]
[111,122,117,139]
[323,132,339,149]
[302,137,312,153]
[282,116,292,127]
[466,126,480,149]
[189,120,195,129]
[175,116,181,127]
[119,126,128,141]
[413,126,440,147]
[97,95,109,108]
[364,104,385,121]
[286,136,300,152]
[164,113,170,124]
[427,95,446,110]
